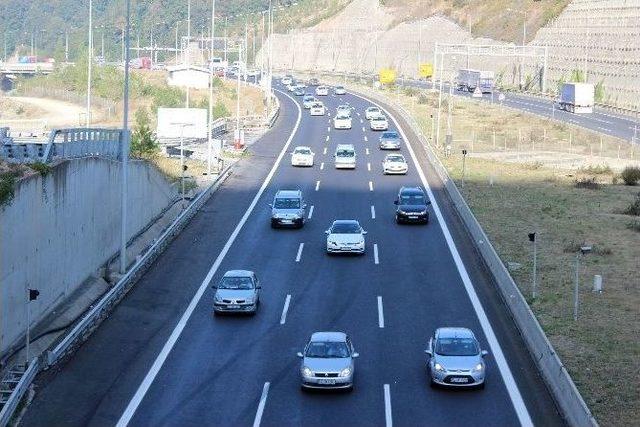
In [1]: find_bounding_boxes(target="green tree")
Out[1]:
[130,107,158,158]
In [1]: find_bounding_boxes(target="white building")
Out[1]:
[166,65,210,89]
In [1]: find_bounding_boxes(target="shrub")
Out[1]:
[130,108,159,158]
[578,164,612,175]
[29,162,51,176]
[626,221,640,233]
[622,192,640,216]
[620,166,640,185]
[417,93,429,104]
[574,177,601,190]
[403,87,418,97]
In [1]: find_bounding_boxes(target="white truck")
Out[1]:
[559,82,594,113]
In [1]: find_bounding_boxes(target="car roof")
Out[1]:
[310,331,347,342]
[332,219,360,226]
[372,115,386,119]
[386,154,405,160]
[275,189,302,197]
[223,269,254,277]
[399,186,424,195]
[383,130,399,135]
[336,144,354,150]
[435,327,475,339]
[367,106,380,110]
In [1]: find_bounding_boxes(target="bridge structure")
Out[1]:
[0,62,55,76]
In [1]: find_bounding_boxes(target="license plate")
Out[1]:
[318,379,336,385]
[408,214,418,217]
[227,305,240,309]
[450,377,469,383]
[281,220,292,224]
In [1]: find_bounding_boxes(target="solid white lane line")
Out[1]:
[253,382,270,427]
[364,135,368,142]
[367,162,371,172]
[366,148,370,155]
[315,180,320,191]
[320,162,325,170]
[356,112,360,116]
[384,384,393,427]
[280,295,291,325]
[323,147,327,155]
[377,296,384,328]
[356,92,533,426]
[369,181,374,192]
[295,243,304,262]
[116,89,302,427]
[371,205,376,219]
[374,243,379,264]
[308,205,314,219]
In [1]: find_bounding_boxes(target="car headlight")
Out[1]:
[328,240,338,246]
[214,294,222,303]
[473,363,484,372]
[302,367,313,377]
[339,367,352,377]
[397,209,407,215]
[434,363,446,372]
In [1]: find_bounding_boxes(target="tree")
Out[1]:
[130,107,158,158]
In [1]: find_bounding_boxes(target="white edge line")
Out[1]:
[373,243,379,265]
[116,89,302,427]
[351,91,533,427]
[308,205,314,219]
[384,384,392,427]
[252,382,270,427]
[377,295,384,328]
[280,295,292,325]
[295,242,304,262]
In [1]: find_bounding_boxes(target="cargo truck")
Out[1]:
[456,69,495,93]
[558,82,594,114]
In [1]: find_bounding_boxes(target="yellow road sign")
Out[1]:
[419,63,433,78]
[379,68,396,84]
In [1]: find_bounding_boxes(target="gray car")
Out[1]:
[270,189,307,228]
[379,130,402,150]
[425,327,488,388]
[297,332,359,391]
[212,270,261,315]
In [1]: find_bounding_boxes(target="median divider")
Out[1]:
[348,84,597,427]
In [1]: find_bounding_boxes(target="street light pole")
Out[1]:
[186,0,191,108]
[435,52,445,146]
[86,0,93,127]
[119,0,131,274]
[206,0,216,175]
[529,232,538,299]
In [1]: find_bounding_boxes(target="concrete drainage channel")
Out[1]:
[0,166,232,427]
[337,82,597,427]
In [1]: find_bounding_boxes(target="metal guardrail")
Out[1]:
[348,84,598,427]
[211,118,226,137]
[0,358,39,427]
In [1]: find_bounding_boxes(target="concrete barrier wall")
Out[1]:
[0,157,177,357]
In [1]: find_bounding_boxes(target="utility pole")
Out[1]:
[86,0,93,127]
[120,0,131,274]
[223,17,228,63]
[529,233,538,299]
[207,0,216,175]
[436,52,445,146]
[101,28,105,60]
[174,21,180,64]
[65,29,69,62]
[25,288,39,365]
[186,0,191,108]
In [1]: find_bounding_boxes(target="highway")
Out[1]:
[21,81,564,426]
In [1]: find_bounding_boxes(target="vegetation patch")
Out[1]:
[574,177,601,190]
[621,166,640,186]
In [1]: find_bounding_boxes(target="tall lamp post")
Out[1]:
[171,123,195,208]
[206,0,216,175]
[529,232,538,299]
[86,0,93,127]
[119,0,131,274]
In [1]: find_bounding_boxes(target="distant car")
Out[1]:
[308,77,320,86]
[310,102,326,116]
[425,327,488,389]
[336,104,352,117]
[333,114,352,130]
[379,130,401,150]
[282,75,293,85]
[365,106,382,120]
[315,85,329,96]
[325,220,367,254]
[298,332,359,391]
[394,186,430,224]
[246,69,260,77]
[291,146,315,167]
[294,87,305,96]
[287,83,297,92]
[334,85,346,95]
[382,153,408,175]
[270,189,307,228]
[212,270,261,315]
[303,95,317,108]
[297,82,307,89]
[334,144,356,169]
[370,115,389,131]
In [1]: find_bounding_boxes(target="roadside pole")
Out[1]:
[206,0,216,175]
[120,0,131,274]
[529,232,537,299]
[86,0,93,127]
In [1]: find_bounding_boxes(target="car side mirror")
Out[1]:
[424,350,432,357]
[325,230,330,235]
[296,352,304,358]
[211,285,218,289]
[362,230,368,235]
[302,204,307,209]
[352,352,359,358]
[393,200,398,205]
[426,201,432,205]
[481,350,488,357]
[256,285,262,289]
[268,203,272,208]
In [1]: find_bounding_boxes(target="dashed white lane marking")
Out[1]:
[323,147,327,155]
[252,382,270,427]
[326,135,329,142]
[308,205,314,219]
[371,205,376,219]
[373,243,379,264]
[377,296,384,327]
[327,126,331,132]
[315,180,321,191]
[384,384,392,427]
[369,181,374,192]
[320,162,325,170]
[366,148,370,155]
[360,118,364,124]
[295,243,304,262]
[362,126,366,132]
[356,112,361,116]
[280,295,292,325]
[364,136,368,142]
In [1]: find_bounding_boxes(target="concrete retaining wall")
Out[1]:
[0,157,177,357]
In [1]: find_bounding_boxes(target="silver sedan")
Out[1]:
[297,332,359,391]
[212,270,261,315]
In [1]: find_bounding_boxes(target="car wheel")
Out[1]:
[429,378,437,388]
[270,220,278,228]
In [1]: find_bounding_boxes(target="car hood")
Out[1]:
[335,156,355,163]
[303,357,352,372]
[433,354,481,371]
[398,204,427,213]
[385,161,406,166]
[328,233,364,244]
[215,289,255,300]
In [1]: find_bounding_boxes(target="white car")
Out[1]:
[315,85,329,96]
[291,146,315,167]
[325,220,367,254]
[336,104,352,117]
[281,76,293,85]
[334,85,346,95]
[310,102,326,116]
[334,144,356,169]
[365,106,382,120]
[333,114,352,130]
[370,115,389,131]
[382,153,408,175]
[303,95,317,109]
[287,83,297,92]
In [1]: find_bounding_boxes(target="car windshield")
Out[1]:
[336,115,350,120]
[305,341,350,358]
[400,194,425,205]
[435,338,479,356]
[304,96,314,101]
[382,131,399,139]
[387,156,404,162]
[373,116,385,121]
[218,276,254,290]
[336,86,344,89]
[295,148,311,155]
[336,149,354,157]
[274,198,300,209]
[331,222,360,233]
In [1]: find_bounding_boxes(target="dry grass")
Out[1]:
[0,96,47,120]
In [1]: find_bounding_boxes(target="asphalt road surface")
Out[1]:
[21,81,565,427]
